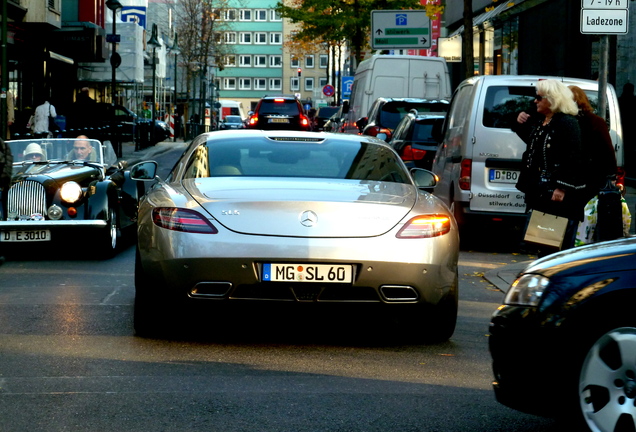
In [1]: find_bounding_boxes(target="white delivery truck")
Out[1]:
[430,75,624,235]
[342,55,451,134]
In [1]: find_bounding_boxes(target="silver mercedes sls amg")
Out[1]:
[132,130,459,341]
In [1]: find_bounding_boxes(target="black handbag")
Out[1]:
[594,175,623,242]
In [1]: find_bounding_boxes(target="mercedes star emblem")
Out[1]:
[300,210,318,227]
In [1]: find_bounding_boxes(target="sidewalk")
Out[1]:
[484,184,636,293]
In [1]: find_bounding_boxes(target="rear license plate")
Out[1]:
[489,169,519,184]
[1,230,51,242]
[269,118,290,123]
[262,263,353,283]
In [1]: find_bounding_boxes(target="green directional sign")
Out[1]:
[371,10,431,49]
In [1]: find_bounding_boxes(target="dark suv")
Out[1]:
[246,96,311,131]
[388,111,446,171]
[357,98,449,141]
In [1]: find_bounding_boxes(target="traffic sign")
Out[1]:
[371,10,431,49]
[581,0,628,9]
[322,84,335,97]
[581,9,629,33]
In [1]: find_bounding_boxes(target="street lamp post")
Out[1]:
[147,24,160,146]
[106,0,123,157]
[171,34,180,142]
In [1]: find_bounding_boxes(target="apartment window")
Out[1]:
[254,78,267,90]
[255,9,267,21]
[239,55,252,67]
[319,77,328,87]
[254,33,267,44]
[240,32,252,44]
[269,55,282,67]
[305,77,314,91]
[290,57,300,68]
[239,9,252,21]
[269,78,282,91]
[224,32,237,44]
[270,33,282,44]
[224,9,236,21]
[319,54,328,68]
[305,55,315,68]
[224,55,236,67]
[270,10,282,21]
[239,78,251,90]
[254,55,267,67]
[224,78,236,90]
[290,77,300,91]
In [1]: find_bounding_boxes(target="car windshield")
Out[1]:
[7,138,105,165]
[380,102,449,129]
[183,137,409,183]
[259,99,300,115]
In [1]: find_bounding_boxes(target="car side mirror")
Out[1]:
[130,161,158,181]
[411,168,437,192]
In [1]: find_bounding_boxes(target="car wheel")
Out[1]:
[100,207,119,258]
[133,249,168,337]
[577,326,636,432]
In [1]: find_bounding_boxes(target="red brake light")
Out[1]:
[459,159,471,190]
[397,215,452,238]
[249,115,258,126]
[300,115,310,127]
[400,145,426,162]
[274,98,285,103]
[152,208,218,234]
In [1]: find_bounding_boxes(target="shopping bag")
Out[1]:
[524,210,569,249]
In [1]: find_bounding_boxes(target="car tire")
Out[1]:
[133,249,169,338]
[423,279,459,344]
[100,207,119,258]
[576,325,636,432]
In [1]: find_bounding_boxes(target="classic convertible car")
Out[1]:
[0,138,148,257]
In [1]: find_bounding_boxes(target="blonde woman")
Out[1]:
[513,79,586,251]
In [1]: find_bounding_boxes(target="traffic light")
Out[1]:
[297,67,302,77]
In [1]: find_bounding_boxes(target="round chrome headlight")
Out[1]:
[47,204,63,220]
[60,181,83,204]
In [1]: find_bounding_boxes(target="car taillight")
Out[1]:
[400,145,427,162]
[249,115,258,126]
[459,159,471,190]
[300,115,310,127]
[152,208,218,234]
[396,215,452,238]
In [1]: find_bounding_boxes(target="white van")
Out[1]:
[430,75,624,233]
[343,55,451,134]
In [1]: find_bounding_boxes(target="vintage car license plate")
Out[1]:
[1,230,51,242]
[489,169,519,184]
[262,263,353,283]
[268,118,290,123]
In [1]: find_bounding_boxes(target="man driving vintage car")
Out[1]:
[66,135,96,161]
[22,143,46,162]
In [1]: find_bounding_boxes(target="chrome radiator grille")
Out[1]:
[7,181,47,219]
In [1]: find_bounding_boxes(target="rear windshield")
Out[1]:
[258,99,301,116]
[482,85,603,129]
[183,138,409,183]
[380,102,449,130]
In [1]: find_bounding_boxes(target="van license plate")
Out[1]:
[489,169,519,184]
[262,263,353,283]
[1,230,51,242]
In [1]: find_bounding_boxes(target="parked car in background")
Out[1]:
[1,138,148,256]
[93,103,137,139]
[489,237,636,432]
[246,95,311,131]
[388,111,446,171]
[358,98,449,141]
[131,129,459,341]
[219,115,245,130]
[323,105,346,133]
[314,106,340,131]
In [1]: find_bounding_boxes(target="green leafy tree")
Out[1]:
[276,0,423,69]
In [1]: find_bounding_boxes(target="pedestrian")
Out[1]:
[618,83,636,173]
[513,79,586,253]
[0,137,13,265]
[6,89,15,140]
[31,98,58,138]
[71,87,96,131]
